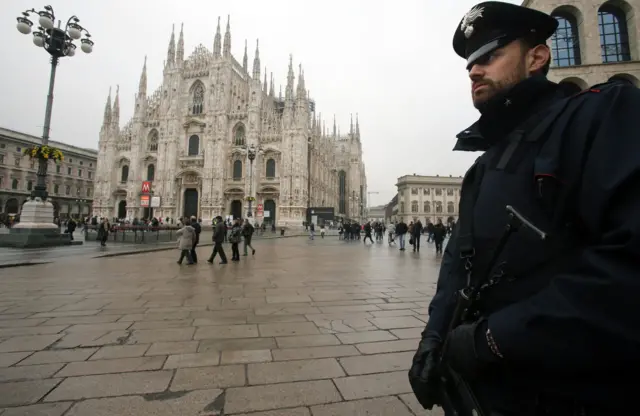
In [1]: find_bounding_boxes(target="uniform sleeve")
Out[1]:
[487,85,640,372]
[424,227,462,340]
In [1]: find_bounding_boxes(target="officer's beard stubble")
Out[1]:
[472,56,528,112]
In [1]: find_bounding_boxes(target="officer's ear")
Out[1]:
[526,44,551,76]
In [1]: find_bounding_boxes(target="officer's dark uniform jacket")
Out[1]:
[424,74,640,413]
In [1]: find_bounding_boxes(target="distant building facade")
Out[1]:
[524,0,640,90]
[395,174,463,224]
[93,19,367,225]
[0,127,97,219]
[367,204,386,223]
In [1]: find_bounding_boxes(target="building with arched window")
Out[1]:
[92,18,367,225]
[0,127,97,220]
[394,174,463,224]
[524,0,640,90]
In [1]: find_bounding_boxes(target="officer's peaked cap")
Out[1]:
[453,1,558,67]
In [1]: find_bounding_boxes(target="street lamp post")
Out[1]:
[16,6,93,203]
[307,137,312,211]
[2,5,94,248]
[246,144,262,220]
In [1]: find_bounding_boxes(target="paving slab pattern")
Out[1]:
[0,236,446,415]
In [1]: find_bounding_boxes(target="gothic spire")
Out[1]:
[269,72,275,97]
[356,113,360,138]
[285,54,294,101]
[350,113,354,135]
[242,39,248,71]
[252,39,260,80]
[263,68,268,93]
[296,64,306,99]
[223,15,231,57]
[333,114,337,137]
[112,85,120,128]
[176,23,184,63]
[213,17,221,57]
[166,24,175,65]
[279,85,282,101]
[138,56,147,97]
[103,86,112,126]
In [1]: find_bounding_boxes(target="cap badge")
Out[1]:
[461,6,485,39]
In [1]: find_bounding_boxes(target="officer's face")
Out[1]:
[467,41,528,108]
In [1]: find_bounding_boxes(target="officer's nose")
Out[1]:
[468,64,484,80]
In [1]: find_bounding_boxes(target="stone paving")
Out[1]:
[0,236,445,415]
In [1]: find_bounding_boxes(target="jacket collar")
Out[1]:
[454,76,562,152]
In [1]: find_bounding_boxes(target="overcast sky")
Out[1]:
[0,0,520,206]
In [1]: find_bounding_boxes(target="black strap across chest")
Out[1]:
[455,97,579,283]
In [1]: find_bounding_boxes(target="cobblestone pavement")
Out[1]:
[0,237,445,415]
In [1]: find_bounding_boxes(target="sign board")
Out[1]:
[140,195,150,207]
[257,204,264,212]
[264,211,270,218]
[150,196,161,208]
[141,181,152,194]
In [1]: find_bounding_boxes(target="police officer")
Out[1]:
[408,1,640,415]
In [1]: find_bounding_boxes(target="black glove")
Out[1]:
[408,337,442,409]
[441,319,499,379]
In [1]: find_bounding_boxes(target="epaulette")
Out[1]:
[571,81,622,98]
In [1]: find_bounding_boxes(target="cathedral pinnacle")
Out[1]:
[112,85,120,129]
[252,39,260,80]
[223,15,231,57]
[242,39,248,72]
[269,72,275,97]
[102,86,112,127]
[296,64,306,100]
[285,54,294,101]
[333,114,337,137]
[356,113,360,139]
[139,55,147,97]
[176,23,184,63]
[166,24,175,66]
[350,113,354,135]
[213,17,221,57]
[263,68,268,93]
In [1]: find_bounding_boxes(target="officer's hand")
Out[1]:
[408,337,442,409]
[442,319,499,379]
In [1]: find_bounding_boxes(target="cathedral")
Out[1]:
[92,17,367,226]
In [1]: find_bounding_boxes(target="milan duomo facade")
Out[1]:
[92,18,367,225]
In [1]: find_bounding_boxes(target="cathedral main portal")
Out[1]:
[183,189,199,218]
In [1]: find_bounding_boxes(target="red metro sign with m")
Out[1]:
[141,181,152,194]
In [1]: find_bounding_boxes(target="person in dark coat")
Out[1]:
[207,216,228,264]
[408,2,640,415]
[432,219,446,255]
[412,220,423,252]
[190,216,201,263]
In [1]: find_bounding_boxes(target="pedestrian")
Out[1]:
[432,219,446,255]
[97,217,110,246]
[242,218,256,256]
[409,2,640,415]
[412,220,423,252]
[363,222,374,244]
[190,215,201,263]
[176,219,195,265]
[229,218,242,261]
[207,216,228,264]
[395,219,408,251]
